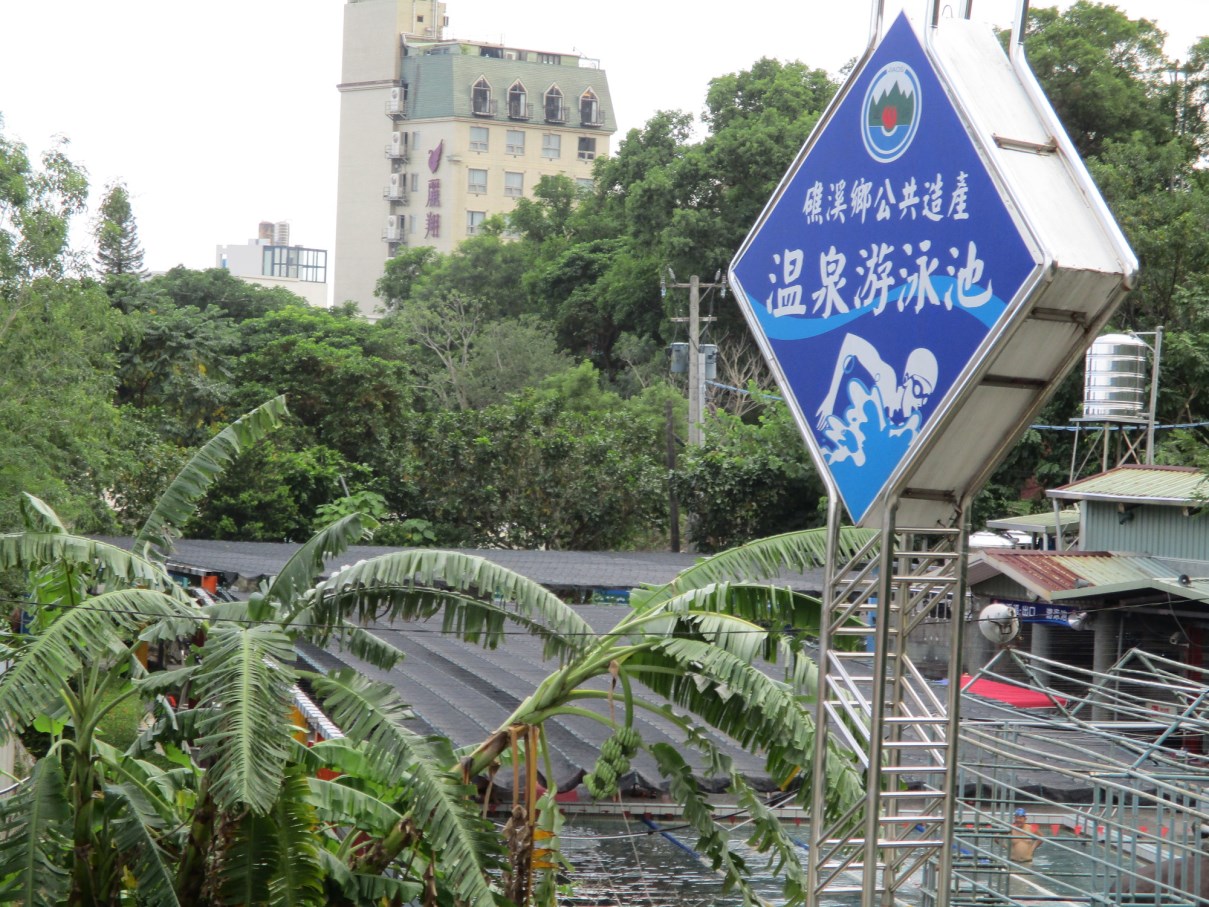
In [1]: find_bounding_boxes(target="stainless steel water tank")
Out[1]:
[1083,333,1147,419]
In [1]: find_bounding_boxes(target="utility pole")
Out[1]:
[667,273,723,445]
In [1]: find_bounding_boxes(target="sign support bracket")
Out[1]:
[808,497,968,906]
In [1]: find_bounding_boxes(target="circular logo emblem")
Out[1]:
[861,62,921,163]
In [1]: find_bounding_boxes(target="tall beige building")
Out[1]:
[334,0,617,316]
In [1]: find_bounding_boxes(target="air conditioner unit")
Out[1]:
[390,173,404,188]
[390,87,403,104]
[385,215,402,241]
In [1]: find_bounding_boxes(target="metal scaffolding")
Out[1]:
[808,500,968,905]
[810,588,1209,907]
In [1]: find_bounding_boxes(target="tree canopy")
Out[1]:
[4,1,1209,543]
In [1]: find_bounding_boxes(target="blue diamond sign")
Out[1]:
[729,12,1044,525]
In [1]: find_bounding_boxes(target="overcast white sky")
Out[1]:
[0,0,1201,293]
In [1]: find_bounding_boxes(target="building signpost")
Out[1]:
[729,2,1136,903]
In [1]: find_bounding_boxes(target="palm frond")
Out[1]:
[0,589,198,733]
[315,851,423,905]
[0,534,177,595]
[0,760,72,907]
[625,582,864,665]
[310,550,595,661]
[306,776,404,836]
[308,669,501,906]
[216,813,277,907]
[190,624,296,814]
[625,638,864,820]
[268,769,325,907]
[291,613,405,672]
[133,395,288,562]
[643,526,877,602]
[731,773,809,906]
[18,495,65,534]
[101,781,182,907]
[334,620,407,670]
[267,513,377,614]
[94,741,186,828]
[647,743,759,904]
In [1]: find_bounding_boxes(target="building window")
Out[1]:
[505,171,524,197]
[542,133,561,159]
[261,246,328,283]
[508,81,528,119]
[537,52,561,65]
[544,87,565,123]
[580,89,602,126]
[577,137,597,161]
[410,172,420,193]
[506,129,525,155]
[467,210,486,235]
[468,168,488,194]
[409,214,417,234]
[471,77,494,116]
[470,126,489,152]
[576,177,594,192]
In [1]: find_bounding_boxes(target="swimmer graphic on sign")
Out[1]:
[815,333,938,467]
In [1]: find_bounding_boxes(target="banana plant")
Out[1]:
[0,397,499,907]
[0,391,875,907]
[303,526,875,906]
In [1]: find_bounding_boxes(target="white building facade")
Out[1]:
[334,0,616,317]
[216,221,329,308]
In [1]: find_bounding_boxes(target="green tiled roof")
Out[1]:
[1049,465,1208,506]
[401,51,616,131]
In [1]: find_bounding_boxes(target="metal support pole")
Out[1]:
[1146,326,1163,465]
[688,275,702,446]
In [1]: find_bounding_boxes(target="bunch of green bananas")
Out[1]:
[584,726,641,799]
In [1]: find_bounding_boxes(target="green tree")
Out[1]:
[375,245,440,313]
[93,181,146,278]
[675,402,826,552]
[0,278,122,531]
[186,433,365,542]
[0,437,871,905]
[1022,1,1173,158]
[114,299,238,445]
[666,59,837,289]
[392,364,673,549]
[0,123,122,531]
[146,266,298,322]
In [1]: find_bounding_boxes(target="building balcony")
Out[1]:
[544,104,568,124]
[472,98,497,117]
[507,101,530,120]
[581,107,607,128]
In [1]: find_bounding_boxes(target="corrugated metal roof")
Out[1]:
[977,549,1209,603]
[1049,465,1208,505]
[94,537,827,595]
[986,510,1080,532]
